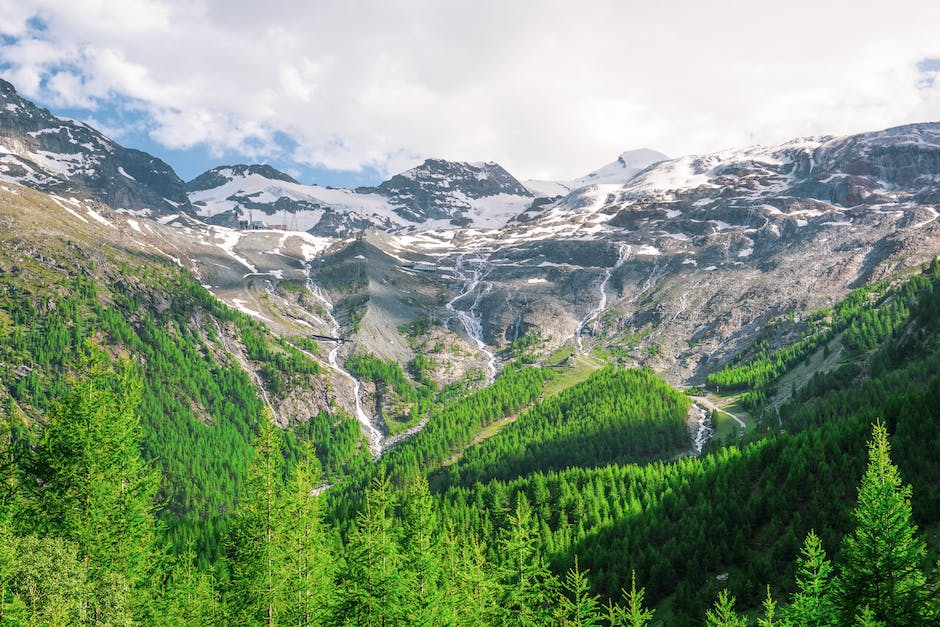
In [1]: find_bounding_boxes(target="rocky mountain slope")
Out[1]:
[0,79,191,216]
[183,123,939,390]
[2,78,939,443]
[187,158,538,235]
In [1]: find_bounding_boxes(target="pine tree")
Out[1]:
[556,556,602,626]
[856,605,886,627]
[445,528,499,626]
[335,472,408,626]
[835,423,932,626]
[616,570,655,627]
[705,589,746,627]
[496,495,558,626]
[279,451,332,627]
[400,476,443,626]
[157,549,220,626]
[0,404,23,622]
[757,586,781,627]
[786,531,835,626]
[26,351,160,623]
[227,415,286,625]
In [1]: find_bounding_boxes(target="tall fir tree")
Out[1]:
[496,495,558,627]
[786,531,836,626]
[26,350,160,624]
[556,556,603,626]
[400,476,444,626]
[616,570,655,627]
[835,423,933,626]
[335,472,408,626]
[705,589,746,627]
[279,449,333,626]
[227,414,286,626]
[756,586,780,627]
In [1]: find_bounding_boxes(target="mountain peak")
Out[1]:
[0,79,191,215]
[186,164,299,193]
[0,78,17,97]
[352,158,533,223]
[573,148,668,187]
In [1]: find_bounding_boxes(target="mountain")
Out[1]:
[0,79,191,216]
[2,78,940,624]
[357,158,534,225]
[186,163,400,235]
[187,158,537,235]
[570,147,668,187]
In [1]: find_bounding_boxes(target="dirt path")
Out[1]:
[691,395,746,430]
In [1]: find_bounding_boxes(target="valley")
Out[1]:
[0,77,938,625]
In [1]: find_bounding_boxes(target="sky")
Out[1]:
[1,1,939,187]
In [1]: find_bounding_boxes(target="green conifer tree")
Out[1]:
[757,586,782,627]
[787,531,835,626]
[616,570,655,627]
[335,472,408,626]
[496,495,558,626]
[27,351,160,624]
[280,450,332,626]
[705,589,746,627]
[400,476,443,626]
[227,415,286,626]
[556,556,602,626]
[835,423,932,626]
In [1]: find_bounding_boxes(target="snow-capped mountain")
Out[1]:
[523,124,940,244]
[187,158,538,235]
[522,149,669,199]
[357,159,534,226]
[2,75,939,389]
[0,79,191,216]
[186,164,403,236]
[570,148,668,187]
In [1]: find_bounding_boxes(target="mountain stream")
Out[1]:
[575,243,631,352]
[305,276,383,458]
[446,251,498,383]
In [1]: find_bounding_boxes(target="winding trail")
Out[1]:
[575,243,631,352]
[446,251,497,383]
[691,395,746,431]
[305,274,383,458]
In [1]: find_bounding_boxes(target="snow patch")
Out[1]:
[86,207,115,228]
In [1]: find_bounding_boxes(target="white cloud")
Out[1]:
[2,0,940,180]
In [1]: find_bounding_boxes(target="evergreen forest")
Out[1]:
[1,229,939,625]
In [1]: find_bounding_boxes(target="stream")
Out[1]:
[575,243,631,352]
[689,403,714,455]
[305,275,384,458]
[446,251,498,383]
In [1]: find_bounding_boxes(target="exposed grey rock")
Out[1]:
[0,79,192,216]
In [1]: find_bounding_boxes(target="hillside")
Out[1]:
[0,78,938,625]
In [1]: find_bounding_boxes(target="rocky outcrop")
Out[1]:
[0,79,191,216]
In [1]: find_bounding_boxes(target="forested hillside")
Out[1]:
[0,191,938,625]
[0,187,366,560]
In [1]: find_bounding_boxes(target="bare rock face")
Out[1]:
[4,73,940,407]
[357,159,533,223]
[0,79,191,216]
[162,124,940,395]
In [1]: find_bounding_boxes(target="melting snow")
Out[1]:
[118,166,136,181]
[232,298,271,321]
[213,228,257,272]
[86,208,115,228]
